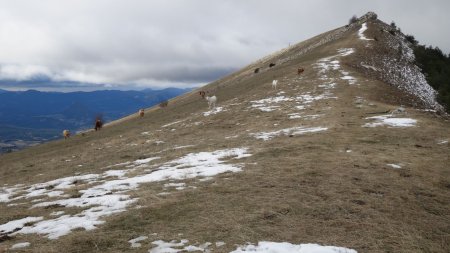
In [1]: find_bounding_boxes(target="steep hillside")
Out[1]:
[0,13,449,253]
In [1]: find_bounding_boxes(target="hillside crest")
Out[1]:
[0,12,449,253]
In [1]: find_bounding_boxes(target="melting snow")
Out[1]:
[50,211,65,216]
[1,148,251,239]
[0,217,43,234]
[314,48,356,86]
[134,157,161,165]
[164,182,186,190]
[251,127,328,141]
[387,164,402,169]
[338,48,355,56]
[318,82,337,89]
[295,93,337,103]
[11,242,31,249]
[149,240,203,253]
[231,241,357,253]
[147,240,356,253]
[363,115,417,127]
[341,75,357,85]
[173,145,195,150]
[361,63,378,71]
[216,241,226,247]
[288,114,322,120]
[203,107,224,116]
[162,120,185,128]
[358,22,373,41]
[129,235,148,248]
[252,96,293,104]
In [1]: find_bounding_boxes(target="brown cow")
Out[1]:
[138,109,145,117]
[297,68,304,75]
[94,119,103,131]
[63,130,70,139]
[199,91,206,98]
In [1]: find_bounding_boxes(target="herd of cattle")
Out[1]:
[63,65,305,139]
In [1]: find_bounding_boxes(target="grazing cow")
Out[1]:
[272,79,278,89]
[94,119,103,131]
[297,68,304,75]
[138,109,145,117]
[63,130,70,139]
[269,63,276,68]
[254,68,260,73]
[205,95,217,109]
[199,91,206,98]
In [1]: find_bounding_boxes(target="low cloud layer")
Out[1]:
[0,0,449,91]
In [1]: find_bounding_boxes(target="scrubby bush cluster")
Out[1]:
[392,20,450,112]
[410,37,450,112]
[348,15,358,24]
[414,46,450,112]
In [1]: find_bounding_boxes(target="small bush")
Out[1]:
[390,21,397,29]
[405,34,418,45]
[348,15,358,24]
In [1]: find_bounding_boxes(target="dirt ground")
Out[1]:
[0,19,449,253]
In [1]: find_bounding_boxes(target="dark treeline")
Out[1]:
[405,34,450,112]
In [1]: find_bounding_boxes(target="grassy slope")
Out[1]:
[0,20,449,253]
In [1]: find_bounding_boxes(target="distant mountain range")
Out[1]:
[0,88,190,152]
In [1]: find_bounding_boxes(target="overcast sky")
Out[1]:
[0,0,449,91]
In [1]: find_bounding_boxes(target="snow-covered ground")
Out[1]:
[251,126,328,141]
[129,236,148,248]
[143,239,357,253]
[10,242,31,250]
[358,23,373,41]
[203,106,225,116]
[314,48,357,86]
[231,241,357,253]
[363,115,417,127]
[387,164,402,169]
[0,148,252,239]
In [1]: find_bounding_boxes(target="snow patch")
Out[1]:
[231,241,357,253]
[162,120,185,128]
[387,164,402,169]
[149,239,203,253]
[363,115,417,127]
[341,75,357,85]
[164,182,186,190]
[2,148,251,239]
[358,23,373,41]
[251,127,328,141]
[11,242,31,249]
[361,63,378,71]
[0,217,43,234]
[129,236,148,248]
[203,107,225,116]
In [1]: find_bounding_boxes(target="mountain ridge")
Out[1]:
[0,12,448,252]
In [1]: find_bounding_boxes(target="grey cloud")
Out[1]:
[0,0,449,91]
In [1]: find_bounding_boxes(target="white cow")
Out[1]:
[205,95,217,109]
[272,79,278,89]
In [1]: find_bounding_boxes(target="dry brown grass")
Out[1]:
[0,20,449,253]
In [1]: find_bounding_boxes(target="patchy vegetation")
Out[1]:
[0,12,448,253]
[413,43,450,112]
